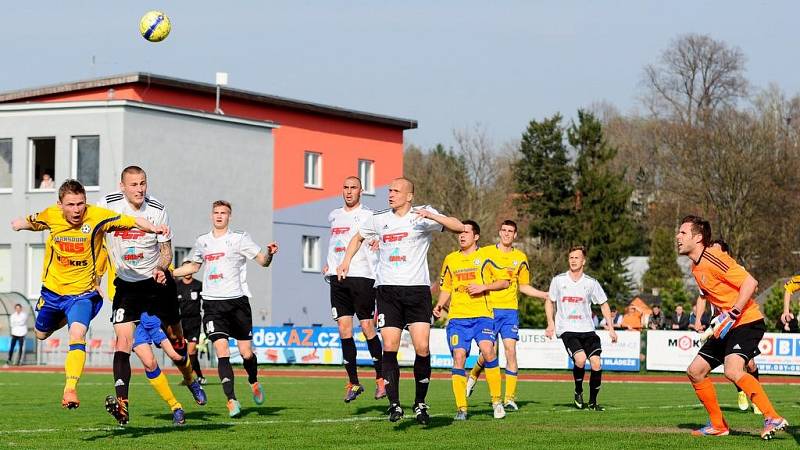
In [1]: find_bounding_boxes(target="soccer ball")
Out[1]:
[139,10,171,42]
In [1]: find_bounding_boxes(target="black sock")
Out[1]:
[341,337,359,384]
[242,354,259,384]
[383,351,399,404]
[413,354,431,405]
[366,336,383,379]
[217,357,236,400]
[113,351,131,399]
[189,353,203,378]
[589,369,602,404]
[573,366,585,394]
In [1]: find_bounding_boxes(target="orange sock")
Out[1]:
[737,373,778,418]
[692,378,725,428]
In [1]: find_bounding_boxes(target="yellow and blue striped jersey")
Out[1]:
[481,245,530,310]
[27,204,136,296]
[785,275,800,294]
[439,247,509,319]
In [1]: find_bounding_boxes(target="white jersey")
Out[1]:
[98,192,172,282]
[359,205,443,286]
[325,204,376,279]
[548,271,608,337]
[190,229,261,300]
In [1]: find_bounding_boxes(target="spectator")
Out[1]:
[648,305,665,330]
[688,304,711,331]
[599,307,623,329]
[621,305,643,330]
[6,304,28,366]
[39,173,54,189]
[671,305,689,330]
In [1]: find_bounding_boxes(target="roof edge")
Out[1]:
[0,72,418,130]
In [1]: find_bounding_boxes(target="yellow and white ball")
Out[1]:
[139,10,171,42]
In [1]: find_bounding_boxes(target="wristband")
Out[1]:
[729,308,741,320]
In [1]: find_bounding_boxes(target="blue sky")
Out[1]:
[2,1,796,149]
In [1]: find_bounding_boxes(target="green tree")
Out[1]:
[659,278,693,315]
[761,282,785,332]
[569,110,639,300]
[514,114,574,245]
[642,227,683,292]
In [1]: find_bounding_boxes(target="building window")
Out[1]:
[304,152,322,188]
[0,245,10,292]
[29,137,56,191]
[27,244,45,298]
[173,246,191,266]
[301,236,320,272]
[358,159,375,194]
[72,136,100,189]
[0,139,11,192]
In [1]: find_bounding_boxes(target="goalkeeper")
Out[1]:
[676,216,786,440]
[695,239,761,415]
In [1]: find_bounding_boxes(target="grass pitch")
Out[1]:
[0,370,797,449]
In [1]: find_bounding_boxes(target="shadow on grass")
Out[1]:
[237,406,286,418]
[352,404,389,415]
[81,422,235,441]
[394,415,451,431]
[675,423,750,437]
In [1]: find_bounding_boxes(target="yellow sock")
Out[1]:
[64,340,86,391]
[485,364,502,403]
[504,369,518,403]
[146,367,182,411]
[468,360,484,381]
[451,369,468,411]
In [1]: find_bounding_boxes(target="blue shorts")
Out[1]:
[134,313,168,348]
[492,308,519,341]
[446,317,495,357]
[35,287,103,333]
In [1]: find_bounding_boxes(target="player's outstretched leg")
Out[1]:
[687,356,729,436]
[451,368,469,420]
[467,357,484,398]
[572,353,586,409]
[341,336,363,403]
[382,350,402,421]
[242,352,264,405]
[63,337,86,409]
[412,353,432,425]
[365,333,385,400]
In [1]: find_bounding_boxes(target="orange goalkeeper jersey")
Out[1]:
[691,246,762,327]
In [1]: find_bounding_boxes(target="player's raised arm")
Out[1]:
[172,262,201,278]
[10,217,34,231]
[413,208,465,233]
[131,216,169,235]
[519,284,549,300]
[254,242,279,267]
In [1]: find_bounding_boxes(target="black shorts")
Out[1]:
[329,276,376,321]
[111,276,181,326]
[182,318,202,343]
[203,297,253,342]
[376,285,433,330]
[560,331,602,360]
[698,319,765,369]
